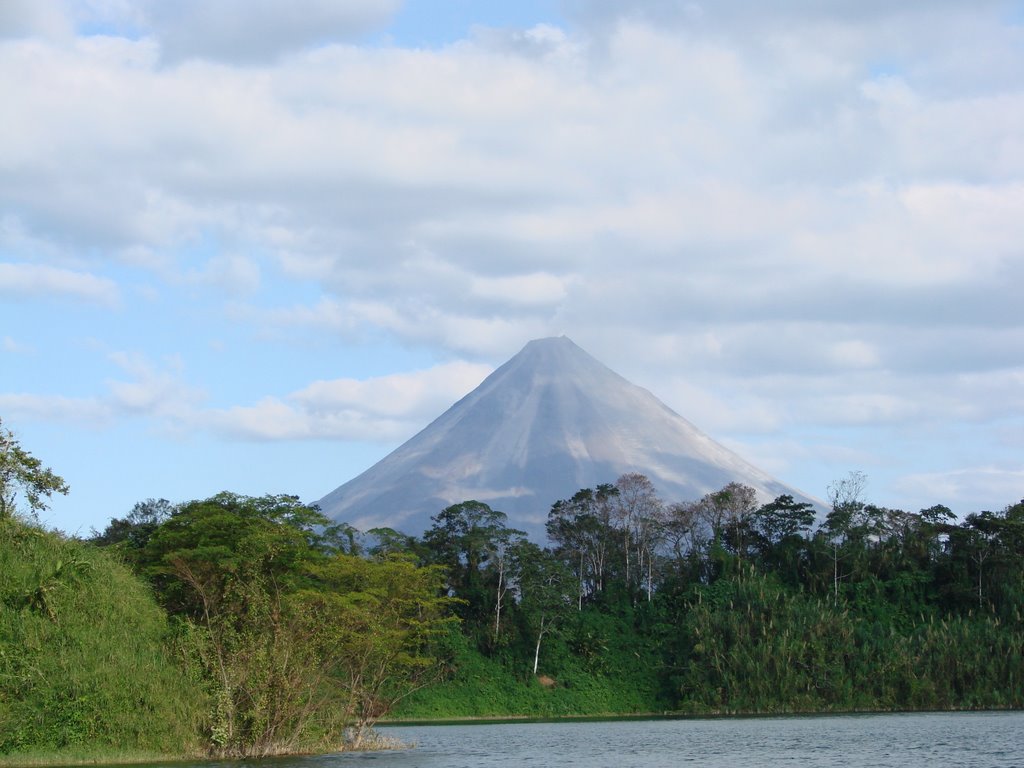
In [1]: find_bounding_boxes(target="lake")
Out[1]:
[139,712,1024,768]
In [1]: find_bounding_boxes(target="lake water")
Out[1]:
[142,712,1024,768]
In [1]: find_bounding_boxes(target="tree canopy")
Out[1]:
[0,418,68,521]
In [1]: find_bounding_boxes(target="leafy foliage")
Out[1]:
[394,474,1024,719]
[0,419,68,522]
[131,492,456,757]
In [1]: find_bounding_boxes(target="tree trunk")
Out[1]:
[578,552,584,611]
[833,543,840,607]
[533,616,546,675]
[647,555,653,602]
[494,566,504,636]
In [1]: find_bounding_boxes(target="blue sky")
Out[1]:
[2,0,1023,535]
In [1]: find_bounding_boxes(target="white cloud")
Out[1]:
[142,0,401,64]
[210,361,493,441]
[211,397,316,441]
[0,349,201,428]
[828,340,880,370]
[184,252,261,296]
[0,392,113,424]
[102,352,206,435]
[2,1,1023,525]
[2,336,32,354]
[470,272,568,306]
[0,262,119,306]
[0,0,72,41]
[893,467,1024,513]
[228,297,357,338]
[294,361,490,417]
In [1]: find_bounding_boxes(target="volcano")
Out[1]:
[317,336,816,537]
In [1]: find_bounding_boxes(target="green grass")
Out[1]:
[391,624,665,720]
[0,745,197,767]
[0,517,204,758]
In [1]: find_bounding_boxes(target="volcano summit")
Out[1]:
[318,336,816,537]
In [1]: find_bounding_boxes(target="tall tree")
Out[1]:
[423,500,524,634]
[297,554,456,748]
[139,493,336,756]
[90,498,175,563]
[547,483,619,604]
[691,482,758,580]
[513,541,574,675]
[748,494,815,584]
[611,473,665,600]
[0,418,69,521]
[818,471,869,605]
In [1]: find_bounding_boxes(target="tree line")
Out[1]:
[371,471,1024,716]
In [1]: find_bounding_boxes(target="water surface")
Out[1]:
[138,711,1024,768]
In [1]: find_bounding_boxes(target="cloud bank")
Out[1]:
[1,0,1022,523]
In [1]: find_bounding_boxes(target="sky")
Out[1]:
[2,0,1023,536]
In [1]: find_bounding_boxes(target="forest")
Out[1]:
[2,417,1023,762]
[386,472,1024,718]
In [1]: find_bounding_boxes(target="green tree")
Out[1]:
[610,473,665,601]
[547,483,619,603]
[139,493,339,757]
[944,504,1024,615]
[140,492,325,617]
[0,418,69,521]
[513,541,574,675]
[297,554,457,747]
[134,492,459,756]
[89,498,175,565]
[366,526,421,558]
[748,494,815,585]
[815,471,869,605]
[689,482,758,581]
[423,500,524,636]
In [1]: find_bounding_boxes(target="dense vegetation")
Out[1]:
[1,420,455,762]
[0,515,202,760]
[2,493,457,761]
[390,473,1024,717]
[3,414,1023,763]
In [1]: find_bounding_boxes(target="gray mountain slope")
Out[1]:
[317,336,817,538]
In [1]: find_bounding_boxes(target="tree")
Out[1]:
[748,494,815,584]
[547,483,619,604]
[423,500,524,634]
[0,418,69,521]
[489,525,526,639]
[140,492,326,617]
[663,499,700,563]
[296,553,457,747]
[139,493,339,756]
[951,508,1020,612]
[365,527,420,558]
[818,471,868,605]
[824,471,868,535]
[90,498,175,562]
[690,482,758,579]
[513,541,574,675]
[610,473,665,600]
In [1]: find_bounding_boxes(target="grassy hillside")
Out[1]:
[0,517,203,762]
[392,613,669,720]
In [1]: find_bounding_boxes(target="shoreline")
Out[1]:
[4,707,1021,767]
[379,704,1024,727]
